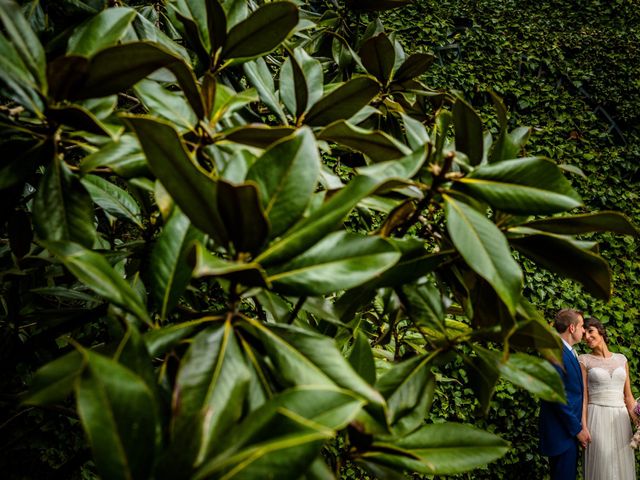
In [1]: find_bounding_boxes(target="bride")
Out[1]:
[578,316,637,479]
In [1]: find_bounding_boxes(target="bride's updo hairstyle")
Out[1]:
[584,316,608,344]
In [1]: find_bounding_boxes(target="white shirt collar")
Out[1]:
[561,338,573,351]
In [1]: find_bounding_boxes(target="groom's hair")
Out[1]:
[554,308,583,333]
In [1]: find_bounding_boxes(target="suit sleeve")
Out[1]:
[547,362,582,437]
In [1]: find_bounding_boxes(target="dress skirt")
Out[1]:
[584,402,636,480]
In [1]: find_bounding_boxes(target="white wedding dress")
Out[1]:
[578,353,636,480]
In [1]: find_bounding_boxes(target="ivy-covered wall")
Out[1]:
[387,0,640,478]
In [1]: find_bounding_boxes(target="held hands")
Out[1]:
[577,428,591,448]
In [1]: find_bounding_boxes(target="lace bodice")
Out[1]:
[578,353,627,407]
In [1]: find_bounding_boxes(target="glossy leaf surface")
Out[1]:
[267,231,401,296]
[124,115,229,246]
[247,128,320,238]
[43,241,151,325]
[76,350,158,480]
[444,195,522,315]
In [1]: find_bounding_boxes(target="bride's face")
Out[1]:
[584,326,604,349]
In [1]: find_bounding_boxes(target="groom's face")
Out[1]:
[570,316,585,344]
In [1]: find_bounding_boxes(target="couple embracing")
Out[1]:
[539,308,637,479]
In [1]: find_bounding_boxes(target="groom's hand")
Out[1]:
[577,428,591,448]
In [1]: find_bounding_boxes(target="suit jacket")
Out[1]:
[539,344,584,456]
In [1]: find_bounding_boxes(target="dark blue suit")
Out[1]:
[539,344,584,480]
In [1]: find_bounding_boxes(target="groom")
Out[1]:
[539,308,591,479]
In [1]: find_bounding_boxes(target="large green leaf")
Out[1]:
[444,195,522,315]
[217,179,269,253]
[150,207,202,319]
[267,231,401,296]
[243,319,386,416]
[463,349,499,415]
[304,76,380,127]
[360,250,450,289]
[524,211,640,236]
[475,347,565,402]
[243,58,287,123]
[508,300,563,364]
[134,78,197,131]
[488,92,533,162]
[0,33,45,113]
[364,423,509,474]
[509,231,612,300]
[453,97,484,166]
[398,282,445,333]
[0,0,46,91]
[393,53,435,83]
[170,6,210,66]
[194,386,360,480]
[80,134,149,178]
[355,146,427,183]
[58,42,204,120]
[191,242,269,287]
[255,174,379,266]
[131,10,190,61]
[168,321,250,472]
[81,174,143,228]
[455,157,582,214]
[42,241,151,325]
[319,120,410,162]
[222,2,298,61]
[223,124,296,149]
[75,349,158,480]
[24,350,84,406]
[376,354,436,435]
[33,157,97,248]
[359,32,395,85]
[348,331,376,386]
[246,127,320,238]
[279,48,324,118]
[210,83,258,122]
[67,7,136,56]
[169,0,227,56]
[205,0,227,55]
[124,115,228,246]
[143,317,217,357]
[47,104,111,136]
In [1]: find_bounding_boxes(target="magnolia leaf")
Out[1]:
[456,157,583,214]
[67,7,136,56]
[246,127,320,238]
[222,2,298,61]
[319,120,409,162]
[150,207,203,319]
[124,115,229,246]
[42,240,151,325]
[81,174,143,228]
[453,97,483,166]
[364,423,509,475]
[76,349,158,480]
[267,231,401,296]
[444,195,522,315]
[33,157,97,248]
[305,76,380,127]
[509,232,612,300]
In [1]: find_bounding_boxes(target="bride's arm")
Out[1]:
[580,363,589,430]
[623,362,637,425]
